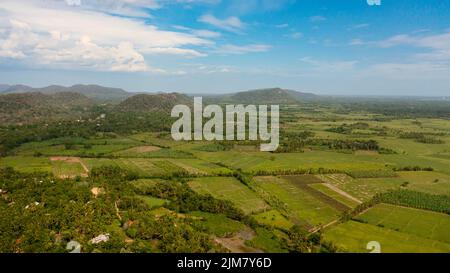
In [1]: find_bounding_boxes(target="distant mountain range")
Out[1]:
[0,84,319,105]
[0,84,323,124]
[0,84,131,103]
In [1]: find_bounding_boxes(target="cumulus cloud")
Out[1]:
[143,47,207,57]
[64,0,161,17]
[0,0,210,72]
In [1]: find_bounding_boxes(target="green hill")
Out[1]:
[0,92,94,124]
[222,88,318,104]
[116,93,192,113]
[2,84,131,103]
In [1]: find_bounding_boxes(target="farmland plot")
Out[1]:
[253,176,340,228]
[188,177,269,214]
[324,220,450,253]
[356,204,450,244]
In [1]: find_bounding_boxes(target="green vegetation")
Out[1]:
[252,210,294,230]
[51,160,86,178]
[309,183,360,208]
[188,211,246,237]
[324,220,450,253]
[379,190,450,214]
[254,176,340,228]
[246,227,287,253]
[2,88,450,253]
[188,177,269,214]
[356,204,450,244]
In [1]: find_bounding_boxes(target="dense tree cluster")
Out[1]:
[379,190,450,214]
[0,167,221,253]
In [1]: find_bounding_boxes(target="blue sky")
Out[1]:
[0,0,450,95]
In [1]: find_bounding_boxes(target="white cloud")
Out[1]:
[310,16,326,23]
[191,29,221,38]
[215,44,272,55]
[198,14,245,33]
[300,57,357,72]
[348,23,369,30]
[143,47,207,57]
[65,0,161,18]
[181,63,236,74]
[355,30,450,63]
[65,0,81,6]
[349,38,364,46]
[173,0,220,4]
[376,34,415,48]
[0,0,210,72]
[364,62,450,80]
[288,32,303,39]
[172,25,221,38]
[227,0,295,15]
[276,23,289,28]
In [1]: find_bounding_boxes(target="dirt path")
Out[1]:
[214,228,263,253]
[78,159,89,174]
[309,219,339,233]
[323,183,362,204]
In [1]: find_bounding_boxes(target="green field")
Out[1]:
[0,156,52,173]
[167,158,232,175]
[324,220,450,253]
[51,160,86,178]
[2,93,450,253]
[113,158,186,177]
[80,158,118,170]
[317,174,405,201]
[254,176,340,228]
[309,183,360,208]
[137,195,169,208]
[397,171,450,195]
[188,177,269,214]
[356,204,450,244]
[246,227,288,253]
[13,137,141,157]
[252,210,294,230]
[188,211,246,237]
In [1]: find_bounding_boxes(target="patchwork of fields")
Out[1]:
[2,109,450,253]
